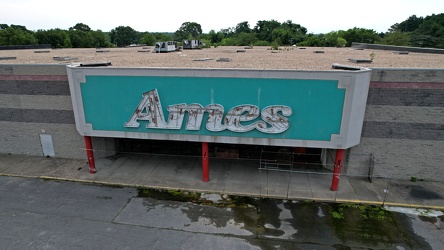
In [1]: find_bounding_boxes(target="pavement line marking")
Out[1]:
[382,202,444,210]
[335,199,384,205]
[337,199,444,210]
[39,176,68,181]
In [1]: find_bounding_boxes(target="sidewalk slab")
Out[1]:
[0,154,29,172]
[382,179,417,205]
[260,170,291,199]
[307,173,337,201]
[2,157,67,176]
[335,177,360,202]
[104,154,159,185]
[45,159,87,179]
[142,156,196,189]
[347,177,386,203]
[69,154,129,182]
[224,159,262,197]
[389,180,444,207]
[287,172,314,200]
[182,159,230,193]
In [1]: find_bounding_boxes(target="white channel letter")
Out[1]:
[166,104,188,129]
[204,104,226,132]
[257,105,292,134]
[184,104,204,130]
[124,89,167,128]
[225,105,265,132]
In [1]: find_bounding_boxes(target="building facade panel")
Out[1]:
[0,80,71,95]
[0,108,74,124]
[367,88,444,106]
[352,68,444,181]
[0,64,116,159]
[364,106,444,124]
[0,65,443,181]
[362,121,444,141]
[0,121,112,159]
[371,68,444,82]
[346,138,444,181]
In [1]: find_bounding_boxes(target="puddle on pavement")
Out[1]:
[137,188,437,249]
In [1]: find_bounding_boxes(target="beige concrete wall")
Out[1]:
[346,68,444,181]
[0,64,116,159]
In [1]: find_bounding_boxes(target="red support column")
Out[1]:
[330,149,345,191]
[202,142,209,182]
[84,136,97,174]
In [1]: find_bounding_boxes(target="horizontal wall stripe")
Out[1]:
[364,105,444,124]
[0,94,73,110]
[362,121,444,141]
[0,108,75,124]
[0,80,70,95]
[370,81,444,89]
[0,75,68,81]
[370,69,444,83]
[0,64,67,76]
[367,88,444,107]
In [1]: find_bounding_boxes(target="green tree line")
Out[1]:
[1,13,443,49]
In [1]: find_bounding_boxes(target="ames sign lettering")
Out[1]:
[124,89,293,134]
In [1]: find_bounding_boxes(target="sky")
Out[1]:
[1,0,443,34]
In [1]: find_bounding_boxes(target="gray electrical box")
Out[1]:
[39,134,55,157]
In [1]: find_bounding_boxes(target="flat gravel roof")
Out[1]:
[1,46,444,70]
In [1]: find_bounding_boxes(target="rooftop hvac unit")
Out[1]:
[183,40,201,49]
[154,41,176,53]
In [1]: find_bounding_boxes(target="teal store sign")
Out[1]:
[67,67,371,149]
[81,76,344,141]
